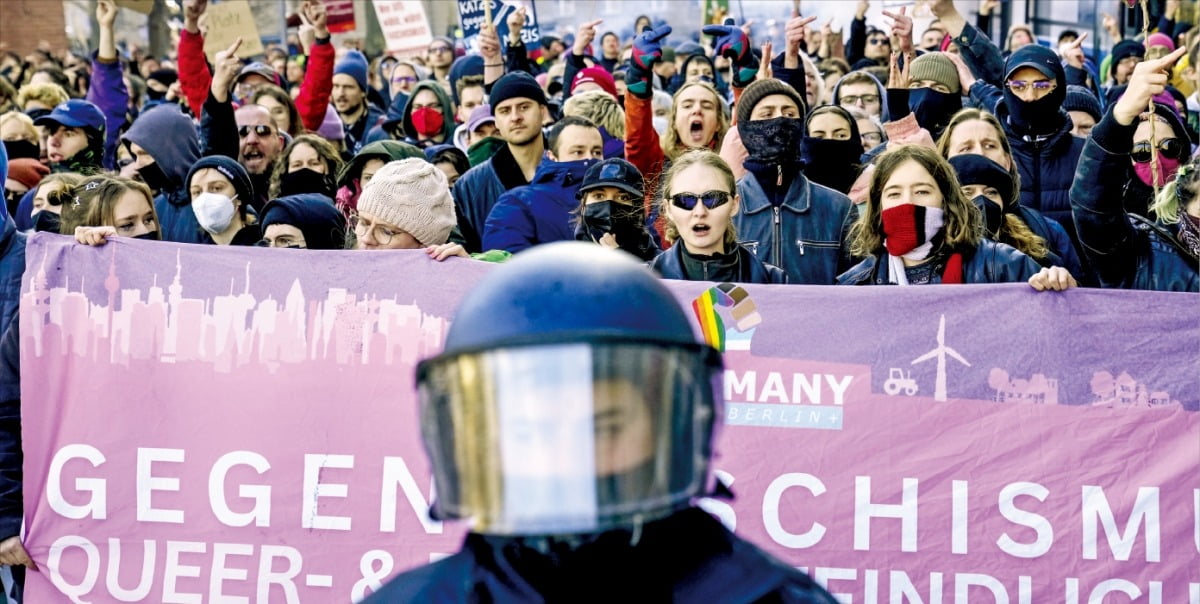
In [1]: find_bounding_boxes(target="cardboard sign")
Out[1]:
[114,0,155,14]
[200,0,265,62]
[373,0,433,56]
[458,0,540,53]
[323,0,356,34]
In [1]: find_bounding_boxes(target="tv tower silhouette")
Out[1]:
[911,314,970,401]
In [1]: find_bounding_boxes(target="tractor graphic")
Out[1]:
[884,368,919,396]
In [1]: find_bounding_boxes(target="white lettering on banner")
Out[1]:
[163,540,205,604]
[379,456,442,534]
[854,476,919,552]
[209,451,272,528]
[209,543,254,604]
[813,566,858,602]
[1193,488,1200,554]
[893,570,944,603]
[955,573,1009,603]
[137,447,185,523]
[106,538,154,601]
[48,536,100,603]
[952,480,968,554]
[302,454,354,531]
[257,545,302,603]
[763,473,826,548]
[997,482,1053,558]
[48,444,108,520]
[723,370,855,405]
[1081,486,1161,562]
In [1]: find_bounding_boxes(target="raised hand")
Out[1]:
[574,18,602,56]
[702,22,752,66]
[883,6,913,56]
[856,0,869,19]
[97,0,117,28]
[758,41,774,81]
[183,0,208,34]
[887,49,911,90]
[478,20,501,62]
[631,24,672,71]
[303,0,328,38]
[944,51,977,92]
[507,6,527,44]
[1113,45,1188,125]
[1061,31,1087,69]
[211,38,243,102]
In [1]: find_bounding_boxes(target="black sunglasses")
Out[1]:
[238,124,276,138]
[1131,138,1186,163]
[670,190,732,211]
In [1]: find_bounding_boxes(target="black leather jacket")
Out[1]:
[363,508,837,603]
[650,243,789,284]
[1070,112,1200,292]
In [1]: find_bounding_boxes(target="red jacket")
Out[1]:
[177,31,334,134]
[623,94,667,244]
[178,30,211,116]
[295,39,334,132]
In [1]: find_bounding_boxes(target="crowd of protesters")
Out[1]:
[0,0,1199,594]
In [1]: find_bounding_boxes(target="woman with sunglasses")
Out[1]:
[1070,49,1199,292]
[650,150,787,284]
[839,145,1075,290]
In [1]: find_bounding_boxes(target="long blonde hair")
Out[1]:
[661,82,728,162]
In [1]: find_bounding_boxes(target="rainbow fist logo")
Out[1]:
[692,283,761,352]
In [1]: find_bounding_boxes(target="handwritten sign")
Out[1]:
[373,0,434,56]
[200,0,265,62]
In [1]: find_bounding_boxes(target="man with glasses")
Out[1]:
[427,37,456,94]
[833,71,887,120]
[845,0,893,70]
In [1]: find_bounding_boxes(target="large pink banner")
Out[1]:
[18,234,1200,602]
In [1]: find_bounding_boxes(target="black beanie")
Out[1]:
[488,71,546,109]
[148,68,178,87]
[184,156,255,205]
[261,193,347,250]
[1109,40,1145,80]
[1063,85,1102,122]
[735,78,806,126]
[947,154,1015,205]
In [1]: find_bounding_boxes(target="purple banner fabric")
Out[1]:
[17,234,1200,602]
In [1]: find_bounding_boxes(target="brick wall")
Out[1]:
[0,0,69,58]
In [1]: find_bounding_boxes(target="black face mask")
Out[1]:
[908,88,962,140]
[145,88,167,101]
[1003,82,1065,135]
[280,168,336,198]
[582,201,643,243]
[739,116,805,166]
[971,194,1005,238]
[800,136,863,194]
[3,138,39,160]
[132,231,160,241]
[137,161,173,193]
[33,209,61,233]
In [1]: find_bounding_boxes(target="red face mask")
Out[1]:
[880,203,944,257]
[411,106,444,137]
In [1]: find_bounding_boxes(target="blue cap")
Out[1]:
[34,99,107,133]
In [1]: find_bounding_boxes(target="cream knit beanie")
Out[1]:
[357,158,456,246]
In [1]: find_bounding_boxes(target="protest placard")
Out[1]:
[200,0,265,62]
[373,0,433,56]
[16,235,1200,601]
[458,0,540,53]
[323,0,356,34]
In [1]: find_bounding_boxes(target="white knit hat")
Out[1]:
[357,158,456,246]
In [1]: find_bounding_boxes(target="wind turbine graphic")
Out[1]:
[911,314,970,401]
